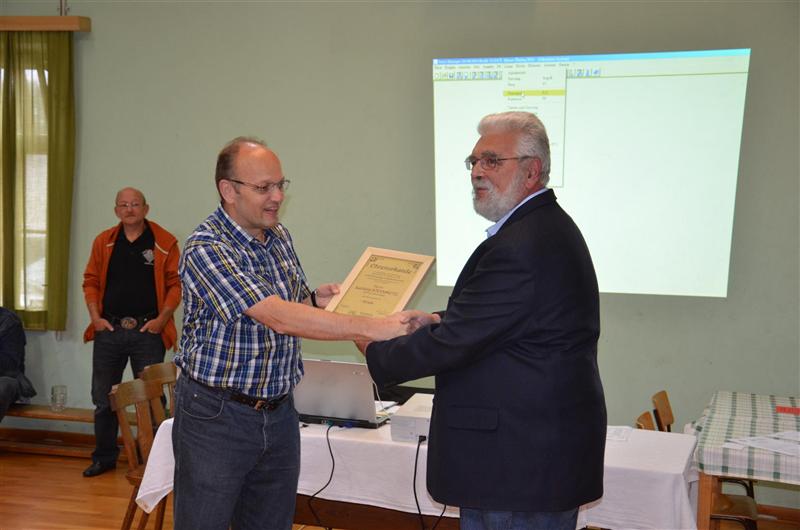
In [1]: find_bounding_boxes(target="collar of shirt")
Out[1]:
[214,206,285,250]
[115,219,153,245]
[485,187,549,239]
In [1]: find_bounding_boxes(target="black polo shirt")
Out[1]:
[102,223,158,318]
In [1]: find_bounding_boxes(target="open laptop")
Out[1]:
[293,359,390,429]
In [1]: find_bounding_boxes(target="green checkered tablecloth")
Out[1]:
[694,391,800,484]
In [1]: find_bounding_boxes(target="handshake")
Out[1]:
[313,281,440,354]
[354,309,441,355]
[354,309,441,354]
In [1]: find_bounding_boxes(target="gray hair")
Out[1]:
[477,111,551,186]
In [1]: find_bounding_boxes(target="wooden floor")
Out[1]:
[0,452,331,530]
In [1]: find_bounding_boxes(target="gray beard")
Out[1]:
[472,172,528,222]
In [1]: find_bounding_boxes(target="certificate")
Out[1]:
[325,247,434,317]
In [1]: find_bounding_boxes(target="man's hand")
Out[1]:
[312,283,340,309]
[355,310,441,353]
[367,311,415,342]
[92,318,114,332]
[403,310,441,333]
[140,317,166,334]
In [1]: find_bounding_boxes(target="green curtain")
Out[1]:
[0,31,75,330]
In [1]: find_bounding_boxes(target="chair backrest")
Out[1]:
[635,410,656,430]
[109,378,167,471]
[652,390,675,432]
[139,361,178,416]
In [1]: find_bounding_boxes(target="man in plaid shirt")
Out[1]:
[173,137,431,530]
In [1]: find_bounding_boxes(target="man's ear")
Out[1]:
[219,180,237,204]
[525,157,543,190]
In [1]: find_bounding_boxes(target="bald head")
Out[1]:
[215,137,286,239]
[215,136,277,200]
[115,187,146,206]
[114,187,149,230]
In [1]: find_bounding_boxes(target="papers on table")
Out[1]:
[606,426,633,441]
[725,431,800,456]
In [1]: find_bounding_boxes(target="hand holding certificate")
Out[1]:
[326,247,434,318]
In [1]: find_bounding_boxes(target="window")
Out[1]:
[0,31,75,330]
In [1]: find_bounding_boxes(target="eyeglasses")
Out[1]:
[115,202,144,209]
[228,178,291,194]
[464,155,533,171]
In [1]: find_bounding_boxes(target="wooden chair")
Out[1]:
[717,516,800,530]
[139,361,177,417]
[651,390,675,432]
[635,410,656,430]
[712,496,800,530]
[652,390,756,496]
[653,389,762,529]
[110,378,168,530]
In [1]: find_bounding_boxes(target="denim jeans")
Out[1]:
[172,376,300,530]
[460,507,579,530]
[91,328,165,465]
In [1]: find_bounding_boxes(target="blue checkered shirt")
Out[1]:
[176,206,311,398]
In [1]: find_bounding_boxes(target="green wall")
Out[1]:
[3,0,798,506]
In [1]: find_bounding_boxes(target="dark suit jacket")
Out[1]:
[366,189,606,512]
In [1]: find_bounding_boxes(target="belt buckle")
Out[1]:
[253,400,267,411]
[120,317,138,330]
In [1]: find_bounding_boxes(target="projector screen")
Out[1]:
[433,49,750,297]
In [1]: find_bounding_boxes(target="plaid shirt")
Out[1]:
[176,206,311,398]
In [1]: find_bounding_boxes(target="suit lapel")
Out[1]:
[450,189,557,301]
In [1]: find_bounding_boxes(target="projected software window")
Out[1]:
[433,50,750,297]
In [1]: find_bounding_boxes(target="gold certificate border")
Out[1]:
[325,247,434,315]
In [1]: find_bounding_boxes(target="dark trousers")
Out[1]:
[0,376,18,420]
[91,328,165,465]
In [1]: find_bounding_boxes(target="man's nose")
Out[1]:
[471,166,483,180]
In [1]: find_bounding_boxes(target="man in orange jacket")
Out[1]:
[81,187,181,477]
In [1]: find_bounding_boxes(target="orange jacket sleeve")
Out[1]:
[82,233,105,306]
[163,242,182,310]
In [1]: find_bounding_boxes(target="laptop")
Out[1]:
[293,359,390,429]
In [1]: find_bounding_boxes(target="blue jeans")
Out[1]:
[91,328,165,465]
[460,507,579,530]
[172,376,300,530]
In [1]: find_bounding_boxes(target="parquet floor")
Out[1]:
[0,452,329,530]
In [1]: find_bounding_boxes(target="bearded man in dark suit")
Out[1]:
[361,111,606,530]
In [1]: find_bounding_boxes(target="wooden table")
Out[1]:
[692,391,800,530]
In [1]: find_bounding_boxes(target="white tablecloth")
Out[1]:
[578,429,698,530]
[138,420,698,530]
[136,417,175,513]
[296,422,457,517]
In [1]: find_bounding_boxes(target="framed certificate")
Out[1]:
[325,247,434,317]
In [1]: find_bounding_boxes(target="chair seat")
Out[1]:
[720,520,800,530]
[714,493,759,520]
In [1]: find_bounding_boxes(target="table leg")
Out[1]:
[697,472,721,530]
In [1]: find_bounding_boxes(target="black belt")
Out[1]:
[190,377,288,411]
[104,313,158,330]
